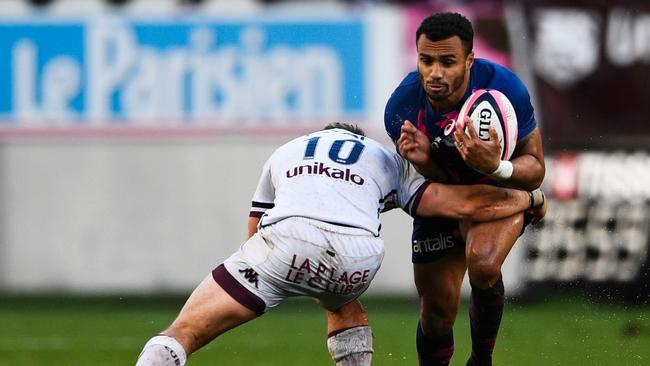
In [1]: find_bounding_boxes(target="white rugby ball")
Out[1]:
[457,89,518,160]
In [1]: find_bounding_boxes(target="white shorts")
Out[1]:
[212,217,385,313]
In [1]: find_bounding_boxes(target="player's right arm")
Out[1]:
[247,217,260,239]
[395,150,545,223]
[385,75,448,182]
[413,182,545,222]
[397,120,440,177]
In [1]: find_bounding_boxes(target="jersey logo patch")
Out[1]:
[285,161,365,185]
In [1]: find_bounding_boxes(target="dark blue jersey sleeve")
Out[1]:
[384,72,422,143]
[480,60,537,140]
[509,76,537,140]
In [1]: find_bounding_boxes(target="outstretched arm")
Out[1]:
[414,182,545,222]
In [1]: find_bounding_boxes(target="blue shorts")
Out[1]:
[411,217,463,263]
[411,209,535,263]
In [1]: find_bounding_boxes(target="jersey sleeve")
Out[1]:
[394,154,429,216]
[384,72,421,143]
[483,60,537,141]
[488,62,537,140]
[249,158,275,218]
[508,75,537,140]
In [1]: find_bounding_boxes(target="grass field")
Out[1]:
[0,295,648,365]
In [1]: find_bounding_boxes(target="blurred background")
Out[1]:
[0,0,649,365]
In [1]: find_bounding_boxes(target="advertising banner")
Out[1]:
[0,15,366,137]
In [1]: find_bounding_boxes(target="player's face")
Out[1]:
[416,35,474,110]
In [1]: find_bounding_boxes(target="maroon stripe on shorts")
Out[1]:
[212,264,266,315]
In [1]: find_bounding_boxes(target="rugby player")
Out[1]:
[135,123,545,366]
[384,12,546,366]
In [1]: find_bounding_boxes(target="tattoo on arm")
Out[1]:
[514,130,536,155]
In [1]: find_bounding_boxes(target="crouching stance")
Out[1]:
[135,123,546,365]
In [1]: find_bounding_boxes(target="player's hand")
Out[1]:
[531,190,547,225]
[453,117,501,175]
[398,120,431,166]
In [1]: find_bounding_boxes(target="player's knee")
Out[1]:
[328,299,369,329]
[419,299,458,336]
[467,254,502,288]
[420,310,456,336]
[327,325,373,366]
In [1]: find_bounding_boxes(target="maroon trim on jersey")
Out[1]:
[416,108,433,138]
[212,264,266,315]
[249,211,264,218]
[252,201,274,209]
[409,181,433,216]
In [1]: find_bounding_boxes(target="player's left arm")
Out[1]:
[505,127,545,190]
[497,75,546,190]
[454,75,545,190]
[454,123,545,191]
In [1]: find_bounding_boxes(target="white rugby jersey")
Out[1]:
[249,128,430,236]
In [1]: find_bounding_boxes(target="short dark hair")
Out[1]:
[323,122,365,136]
[416,12,474,55]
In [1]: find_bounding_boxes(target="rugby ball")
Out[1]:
[457,89,518,160]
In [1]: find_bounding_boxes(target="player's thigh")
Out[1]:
[164,275,258,354]
[463,212,524,274]
[413,245,466,319]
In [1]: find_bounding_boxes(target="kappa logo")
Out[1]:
[239,268,260,288]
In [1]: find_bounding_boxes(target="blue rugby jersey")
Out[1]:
[384,58,536,184]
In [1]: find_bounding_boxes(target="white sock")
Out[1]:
[135,335,187,366]
[327,326,373,366]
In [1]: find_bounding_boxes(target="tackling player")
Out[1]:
[384,12,546,366]
[135,123,545,366]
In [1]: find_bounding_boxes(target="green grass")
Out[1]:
[0,295,648,365]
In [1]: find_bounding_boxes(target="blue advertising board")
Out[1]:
[0,16,365,135]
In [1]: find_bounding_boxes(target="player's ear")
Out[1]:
[465,51,474,68]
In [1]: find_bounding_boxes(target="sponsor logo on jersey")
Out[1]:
[239,268,260,288]
[412,234,455,253]
[431,118,458,150]
[286,161,364,185]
